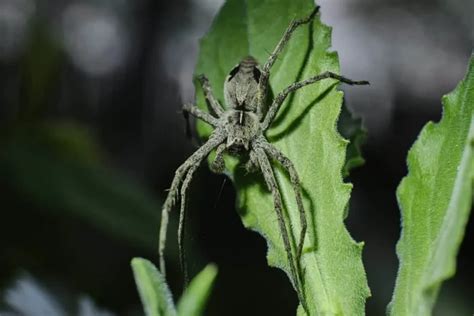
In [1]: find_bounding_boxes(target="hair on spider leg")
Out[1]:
[212,176,228,211]
[263,48,281,62]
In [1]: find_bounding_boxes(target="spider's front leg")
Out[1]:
[159,130,226,276]
[257,6,320,108]
[252,147,307,312]
[197,75,225,116]
[262,72,369,130]
[183,103,219,127]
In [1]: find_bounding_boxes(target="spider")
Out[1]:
[159,5,368,306]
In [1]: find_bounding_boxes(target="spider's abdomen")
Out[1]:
[224,110,260,152]
[224,56,261,112]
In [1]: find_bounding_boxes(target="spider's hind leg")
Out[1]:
[178,163,200,286]
[244,149,259,173]
[261,142,307,264]
[253,147,308,312]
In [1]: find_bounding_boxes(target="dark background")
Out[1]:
[0,0,472,315]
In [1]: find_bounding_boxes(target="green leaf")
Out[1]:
[338,101,367,178]
[0,123,160,250]
[388,55,474,316]
[194,0,370,314]
[131,258,177,316]
[132,259,217,316]
[176,264,218,316]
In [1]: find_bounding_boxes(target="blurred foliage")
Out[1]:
[0,122,160,250]
[131,258,217,316]
[1,274,114,316]
[0,8,168,315]
[19,24,63,119]
[0,13,161,251]
[388,55,474,315]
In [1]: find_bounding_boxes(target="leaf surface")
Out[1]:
[338,101,367,177]
[132,259,217,316]
[176,264,218,316]
[194,0,370,314]
[131,258,177,316]
[388,55,474,316]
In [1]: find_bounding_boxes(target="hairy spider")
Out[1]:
[159,5,368,305]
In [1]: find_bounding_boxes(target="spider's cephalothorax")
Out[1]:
[158,5,368,309]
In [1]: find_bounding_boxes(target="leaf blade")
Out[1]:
[176,264,218,316]
[388,55,474,316]
[131,258,177,316]
[195,0,370,314]
[338,101,367,178]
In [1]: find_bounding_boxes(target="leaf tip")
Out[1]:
[131,257,147,268]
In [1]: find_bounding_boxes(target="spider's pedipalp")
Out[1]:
[183,103,219,127]
[262,71,370,130]
[210,143,226,174]
[159,130,226,276]
[257,6,320,108]
[261,141,307,264]
[253,147,307,312]
[197,74,224,116]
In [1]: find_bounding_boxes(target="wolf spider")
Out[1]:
[159,5,368,306]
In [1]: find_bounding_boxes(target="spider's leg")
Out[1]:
[210,143,226,174]
[262,71,369,130]
[178,163,199,286]
[159,130,226,276]
[257,6,320,107]
[183,103,219,127]
[253,147,307,312]
[260,141,307,264]
[197,75,225,116]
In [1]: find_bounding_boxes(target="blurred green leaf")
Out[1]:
[0,123,160,250]
[195,0,370,314]
[176,264,218,316]
[388,55,474,315]
[20,23,63,119]
[132,259,217,316]
[131,258,177,316]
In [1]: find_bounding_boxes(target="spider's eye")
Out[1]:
[253,67,261,83]
[227,65,240,81]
